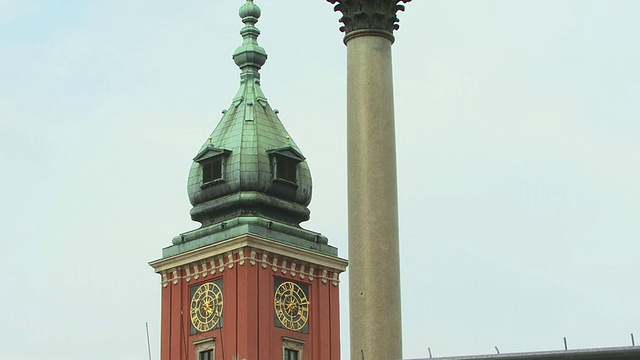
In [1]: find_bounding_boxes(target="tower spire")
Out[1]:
[151,3,347,359]
[172,0,337,256]
[233,0,267,81]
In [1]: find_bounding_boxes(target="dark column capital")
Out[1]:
[328,0,411,43]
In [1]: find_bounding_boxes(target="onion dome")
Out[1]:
[183,0,316,238]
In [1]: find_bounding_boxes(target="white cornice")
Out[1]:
[149,233,347,275]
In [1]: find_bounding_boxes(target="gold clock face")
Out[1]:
[190,282,223,333]
[274,281,310,331]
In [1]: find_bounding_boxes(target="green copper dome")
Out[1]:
[187,0,312,228]
[162,0,336,258]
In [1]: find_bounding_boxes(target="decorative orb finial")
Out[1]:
[233,0,267,74]
[239,0,261,20]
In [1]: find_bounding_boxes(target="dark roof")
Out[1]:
[408,346,640,360]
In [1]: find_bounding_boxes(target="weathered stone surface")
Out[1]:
[347,35,403,360]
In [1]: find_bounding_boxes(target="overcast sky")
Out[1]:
[1,1,639,359]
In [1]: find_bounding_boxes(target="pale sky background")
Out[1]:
[1,1,639,359]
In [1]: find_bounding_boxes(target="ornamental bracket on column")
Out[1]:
[328,0,411,43]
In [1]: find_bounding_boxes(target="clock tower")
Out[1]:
[149,1,347,359]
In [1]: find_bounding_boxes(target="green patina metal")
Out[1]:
[163,0,337,258]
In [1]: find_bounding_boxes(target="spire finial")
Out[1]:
[233,0,267,79]
[239,0,261,20]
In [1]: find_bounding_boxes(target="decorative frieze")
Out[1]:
[159,247,342,287]
[308,267,315,281]
[227,253,234,269]
[199,262,207,278]
[328,0,411,42]
[238,250,246,266]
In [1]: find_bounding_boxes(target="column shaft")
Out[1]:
[347,35,403,360]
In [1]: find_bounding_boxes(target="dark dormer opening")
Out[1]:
[276,156,297,183]
[267,146,305,185]
[193,145,231,188]
[202,158,223,184]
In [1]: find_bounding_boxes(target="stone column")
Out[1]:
[328,1,410,359]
